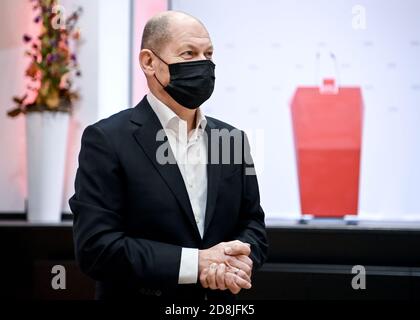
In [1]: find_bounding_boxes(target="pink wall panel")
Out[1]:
[131,0,168,105]
[0,0,41,211]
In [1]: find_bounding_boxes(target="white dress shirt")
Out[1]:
[147,92,207,284]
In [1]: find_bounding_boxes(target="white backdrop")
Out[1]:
[172,0,420,221]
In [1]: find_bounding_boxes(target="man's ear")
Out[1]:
[139,49,155,76]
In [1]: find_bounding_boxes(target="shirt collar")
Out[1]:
[147,92,207,135]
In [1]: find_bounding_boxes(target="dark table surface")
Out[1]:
[1,217,420,299]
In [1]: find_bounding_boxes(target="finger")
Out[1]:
[236,255,253,270]
[200,268,209,288]
[215,264,226,290]
[226,267,251,283]
[225,272,241,295]
[207,263,218,290]
[225,258,252,277]
[224,241,251,256]
[233,273,252,289]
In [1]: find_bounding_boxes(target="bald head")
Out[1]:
[141,11,207,53]
[139,10,214,109]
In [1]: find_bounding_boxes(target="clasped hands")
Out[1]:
[198,240,253,294]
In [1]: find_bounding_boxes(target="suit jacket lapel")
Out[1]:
[130,97,202,241]
[203,120,222,236]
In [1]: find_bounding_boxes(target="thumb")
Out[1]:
[224,242,251,256]
[225,246,232,254]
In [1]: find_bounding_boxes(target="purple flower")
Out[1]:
[23,34,32,43]
[70,54,77,61]
[46,54,58,63]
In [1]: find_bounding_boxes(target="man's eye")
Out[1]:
[206,52,213,58]
[182,51,194,56]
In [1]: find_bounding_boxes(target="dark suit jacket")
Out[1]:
[69,96,268,301]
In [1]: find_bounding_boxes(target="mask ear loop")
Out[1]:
[154,73,166,88]
[150,50,169,88]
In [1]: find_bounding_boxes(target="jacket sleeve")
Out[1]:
[69,124,182,288]
[234,131,269,271]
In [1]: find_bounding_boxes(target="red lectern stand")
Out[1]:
[291,79,363,218]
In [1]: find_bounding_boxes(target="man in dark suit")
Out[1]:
[69,10,267,301]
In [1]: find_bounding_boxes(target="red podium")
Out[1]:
[291,79,363,217]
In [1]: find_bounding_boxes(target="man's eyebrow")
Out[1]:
[178,44,196,51]
[178,43,214,51]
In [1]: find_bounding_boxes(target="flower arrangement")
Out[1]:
[7,0,82,117]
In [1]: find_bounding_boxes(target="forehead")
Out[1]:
[166,18,213,51]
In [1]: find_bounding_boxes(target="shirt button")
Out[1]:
[195,217,200,223]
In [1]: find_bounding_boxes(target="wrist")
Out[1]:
[198,249,209,273]
[198,250,205,273]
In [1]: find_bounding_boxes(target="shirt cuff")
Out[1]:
[178,247,199,284]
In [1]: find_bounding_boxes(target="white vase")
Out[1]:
[26,111,70,223]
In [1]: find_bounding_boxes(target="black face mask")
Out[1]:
[152,51,216,109]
